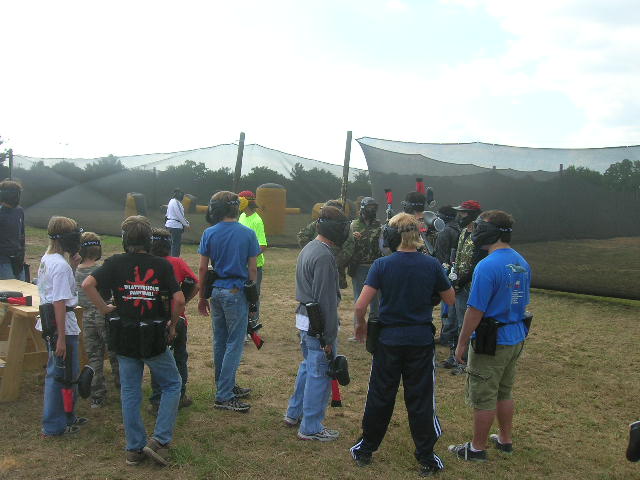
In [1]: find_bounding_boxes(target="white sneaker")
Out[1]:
[297,428,339,442]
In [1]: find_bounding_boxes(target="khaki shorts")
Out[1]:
[465,342,524,410]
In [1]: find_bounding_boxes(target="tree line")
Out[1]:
[12,155,373,212]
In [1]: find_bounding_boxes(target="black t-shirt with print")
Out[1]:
[91,253,179,321]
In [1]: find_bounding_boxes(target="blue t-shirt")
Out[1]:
[198,221,261,289]
[467,248,531,346]
[365,251,451,346]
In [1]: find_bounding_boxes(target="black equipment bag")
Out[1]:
[39,303,58,341]
[366,314,381,354]
[523,311,533,334]
[304,302,325,343]
[471,317,505,356]
[204,269,219,299]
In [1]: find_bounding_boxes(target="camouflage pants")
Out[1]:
[83,308,120,401]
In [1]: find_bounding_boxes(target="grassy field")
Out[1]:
[517,237,640,300]
[1,228,639,479]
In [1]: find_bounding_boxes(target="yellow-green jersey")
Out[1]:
[239,212,267,268]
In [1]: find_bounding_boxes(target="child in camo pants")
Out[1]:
[75,232,119,408]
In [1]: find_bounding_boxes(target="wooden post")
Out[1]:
[152,167,157,211]
[233,132,245,193]
[8,149,13,180]
[340,131,352,212]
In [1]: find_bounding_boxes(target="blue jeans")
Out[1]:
[150,318,188,404]
[0,262,25,281]
[285,330,336,435]
[42,335,79,436]
[211,287,248,402]
[440,300,457,345]
[118,349,181,451]
[352,264,379,329]
[168,227,183,257]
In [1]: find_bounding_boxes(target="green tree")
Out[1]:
[84,154,125,178]
[51,160,87,183]
[604,159,640,192]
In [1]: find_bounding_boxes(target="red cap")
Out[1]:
[453,200,482,211]
[238,190,256,200]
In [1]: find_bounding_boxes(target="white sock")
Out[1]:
[469,442,484,452]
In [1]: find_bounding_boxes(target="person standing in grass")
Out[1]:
[198,191,260,412]
[83,216,184,467]
[0,180,26,280]
[148,228,199,413]
[75,231,120,409]
[448,210,531,462]
[237,190,268,322]
[350,212,454,476]
[38,216,87,437]
[165,188,190,257]
[284,206,349,441]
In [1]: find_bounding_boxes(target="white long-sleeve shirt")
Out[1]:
[165,198,189,229]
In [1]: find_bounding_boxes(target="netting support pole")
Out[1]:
[233,132,245,193]
[8,149,13,180]
[340,131,352,212]
[152,167,157,211]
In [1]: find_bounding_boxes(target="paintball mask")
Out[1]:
[181,277,197,299]
[327,355,350,386]
[423,211,445,233]
[360,197,378,222]
[454,200,482,228]
[316,217,350,247]
[471,218,512,248]
[0,187,21,207]
[49,228,83,255]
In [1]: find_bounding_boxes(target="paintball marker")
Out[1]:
[384,189,394,221]
[448,248,458,282]
[55,342,94,422]
[415,178,435,208]
[181,277,197,300]
[0,291,32,306]
[244,280,264,350]
[305,302,350,407]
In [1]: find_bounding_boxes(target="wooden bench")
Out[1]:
[0,279,84,402]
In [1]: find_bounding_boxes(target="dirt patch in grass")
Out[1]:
[1,231,638,479]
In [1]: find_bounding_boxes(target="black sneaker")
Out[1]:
[627,421,640,462]
[232,385,251,399]
[214,397,251,412]
[350,444,372,467]
[448,442,487,462]
[419,464,442,477]
[489,434,513,454]
[354,454,371,467]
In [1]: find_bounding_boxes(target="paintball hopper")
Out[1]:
[328,355,350,386]
[423,211,445,233]
[77,365,95,399]
[181,277,196,299]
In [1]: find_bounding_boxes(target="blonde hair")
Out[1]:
[46,216,78,255]
[388,212,424,250]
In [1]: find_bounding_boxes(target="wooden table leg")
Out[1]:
[0,311,30,402]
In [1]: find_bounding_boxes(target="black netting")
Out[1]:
[359,138,640,300]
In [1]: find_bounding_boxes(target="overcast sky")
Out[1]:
[2,0,638,170]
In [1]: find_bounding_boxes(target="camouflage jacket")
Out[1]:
[454,227,487,289]
[454,228,475,286]
[297,221,317,248]
[338,218,382,270]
